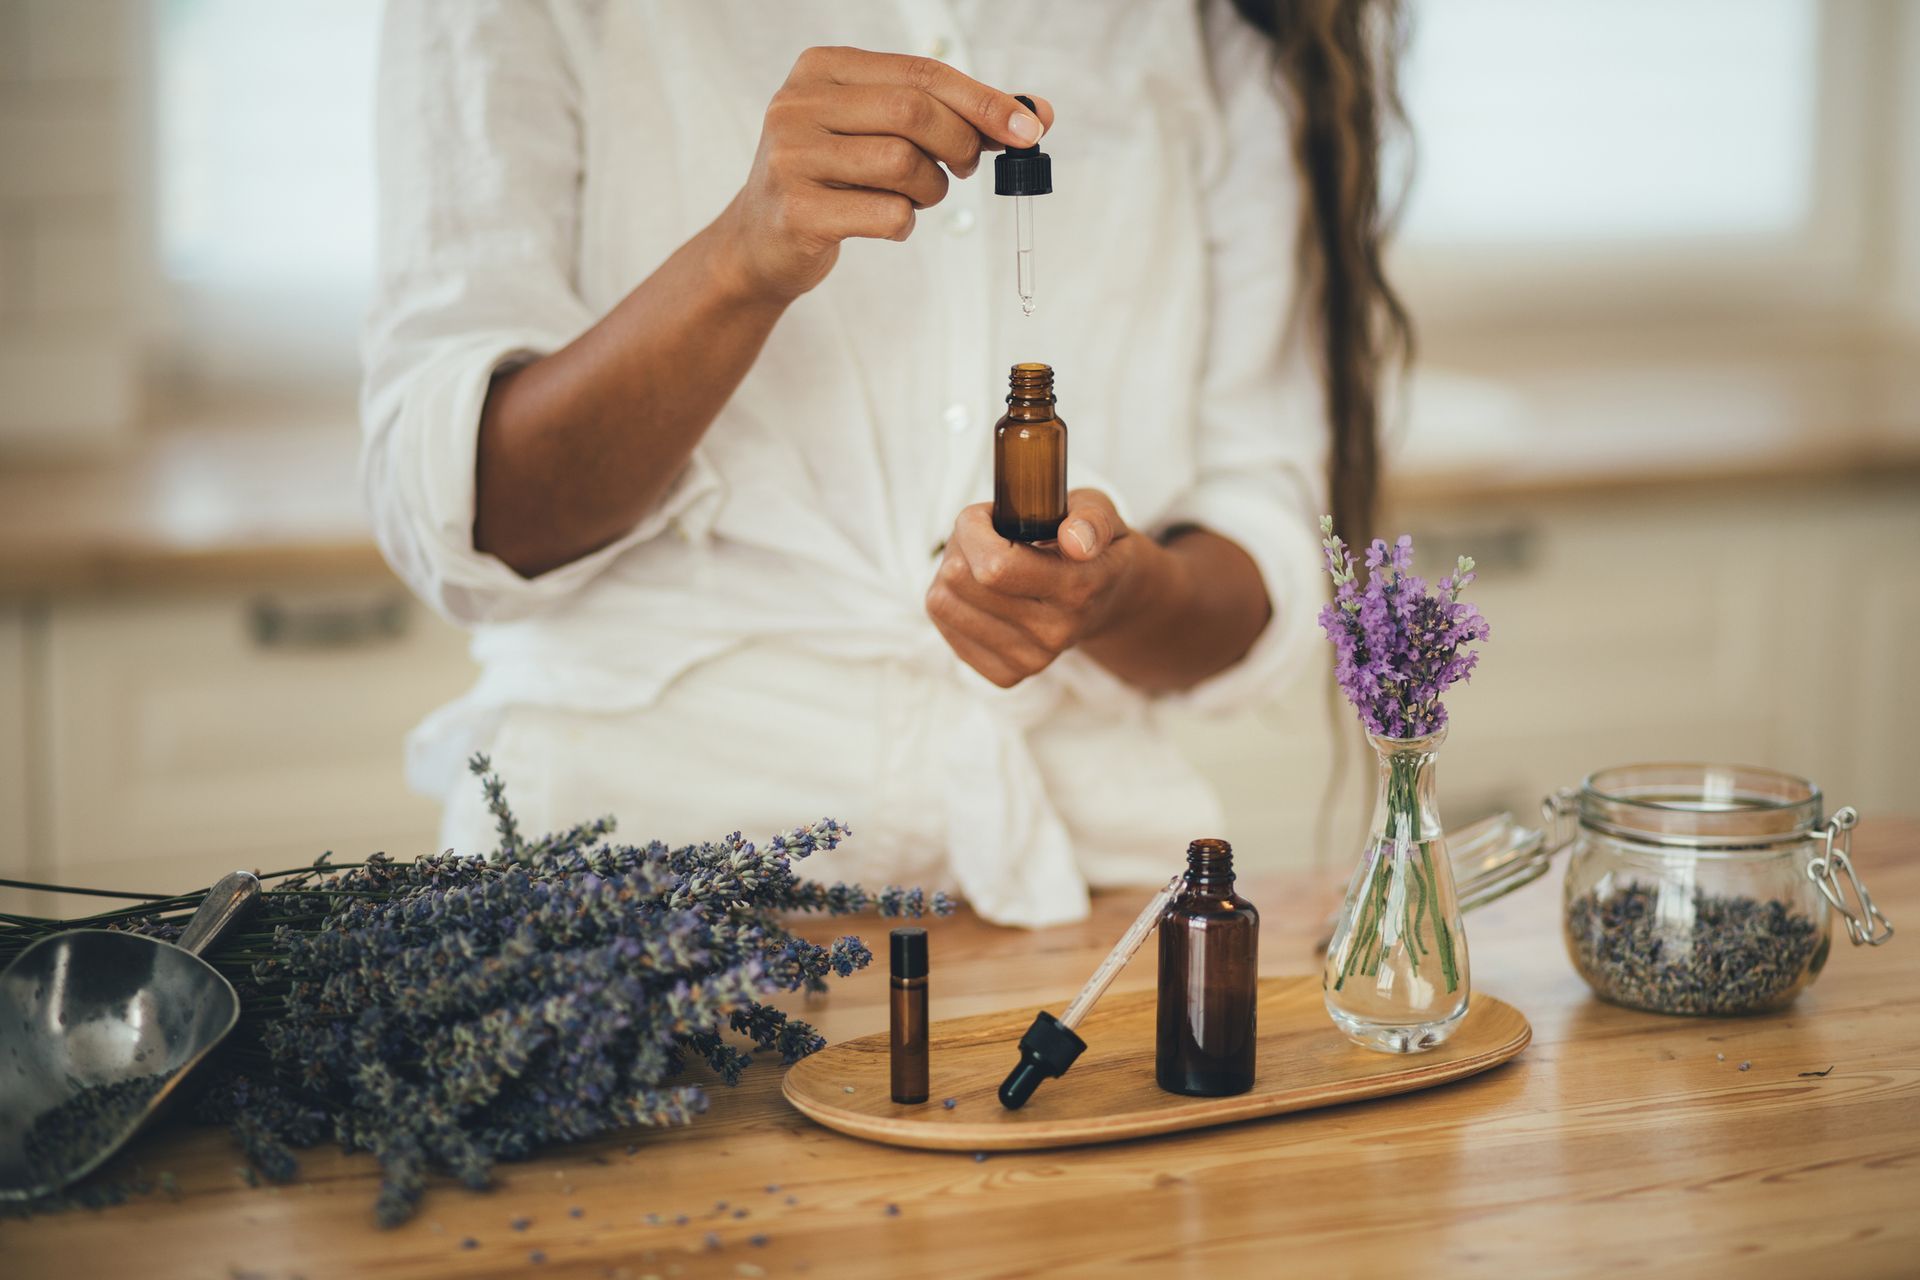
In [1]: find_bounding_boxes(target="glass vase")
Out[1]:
[1323,729,1471,1052]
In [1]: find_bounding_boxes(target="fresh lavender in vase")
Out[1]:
[1317,516,1489,1053]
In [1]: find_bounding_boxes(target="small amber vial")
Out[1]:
[992,362,1067,543]
[890,927,930,1104]
[1156,839,1260,1097]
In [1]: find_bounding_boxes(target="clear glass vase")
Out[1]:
[1323,729,1471,1052]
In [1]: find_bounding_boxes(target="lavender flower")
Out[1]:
[1317,516,1489,739]
[3,756,955,1226]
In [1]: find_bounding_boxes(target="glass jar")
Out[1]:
[1545,763,1892,1016]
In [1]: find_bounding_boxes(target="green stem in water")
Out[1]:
[1419,841,1460,993]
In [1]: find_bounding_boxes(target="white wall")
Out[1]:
[0,0,140,454]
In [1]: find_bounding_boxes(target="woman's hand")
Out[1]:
[926,490,1145,689]
[716,47,1052,303]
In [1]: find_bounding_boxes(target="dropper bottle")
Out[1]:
[994,94,1052,316]
[992,361,1067,543]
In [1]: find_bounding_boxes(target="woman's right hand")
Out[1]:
[716,47,1051,304]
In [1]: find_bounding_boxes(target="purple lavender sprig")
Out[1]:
[1,756,957,1226]
[1317,515,1489,739]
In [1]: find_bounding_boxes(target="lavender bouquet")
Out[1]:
[1316,516,1488,740]
[0,757,949,1224]
[1317,517,1488,1050]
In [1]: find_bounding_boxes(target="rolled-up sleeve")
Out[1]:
[1154,0,1328,712]
[360,0,718,626]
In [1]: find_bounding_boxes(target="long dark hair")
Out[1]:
[1229,0,1413,550]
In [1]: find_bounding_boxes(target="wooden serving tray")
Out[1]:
[783,975,1530,1151]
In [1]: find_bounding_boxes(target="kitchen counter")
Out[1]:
[1,340,1917,597]
[6,819,1915,1279]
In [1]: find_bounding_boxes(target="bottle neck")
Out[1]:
[1184,838,1235,895]
[1367,733,1445,853]
[1006,363,1056,421]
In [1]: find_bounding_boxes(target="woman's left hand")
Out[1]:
[926,489,1144,688]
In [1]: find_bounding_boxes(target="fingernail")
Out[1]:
[1065,520,1094,556]
[1008,111,1041,145]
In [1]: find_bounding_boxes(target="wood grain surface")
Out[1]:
[784,977,1530,1150]
[2,820,1916,1280]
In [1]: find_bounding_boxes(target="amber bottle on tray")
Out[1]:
[890,927,929,1104]
[992,362,1067,543]
[1156,839,1259,1096]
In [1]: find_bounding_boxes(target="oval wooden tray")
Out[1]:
[783,975,1530,1151]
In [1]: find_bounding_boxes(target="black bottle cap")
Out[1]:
[995,94,1053,196]
[997,1011,1087,1110]
[890,927,929,979]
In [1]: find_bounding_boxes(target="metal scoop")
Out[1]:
[0,869,259,1199]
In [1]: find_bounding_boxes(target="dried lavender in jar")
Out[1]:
[1566,884,1825,1015]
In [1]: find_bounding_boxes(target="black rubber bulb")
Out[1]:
[997,1011,1087,1110]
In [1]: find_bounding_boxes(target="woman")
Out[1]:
[362,0,1408,925]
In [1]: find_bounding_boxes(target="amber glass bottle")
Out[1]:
[1156,839,1259,1097]
[992,362,1067,543]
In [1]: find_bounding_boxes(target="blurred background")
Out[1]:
[0,0,1915,904]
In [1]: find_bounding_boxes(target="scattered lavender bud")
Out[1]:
[715,1200,729,1211]
[704,1232,722,1251]
[674,1214,690,1227]
[1739,1061,1751,1071]
[783,1196,797,1206]
[764,1184,780,1194]
[941,1098,958,1110]
[884,1204,901,1217]
[972,1152,988,1163]
[460,1238,479,1250]
[569,1206,584,1218]
[748,1234,769,1247]
[529,1250,546,1264]
[732,1208,749,1219]
[511,1216,532,1231]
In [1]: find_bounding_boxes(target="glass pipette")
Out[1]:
[994,94,1052,319]
[1014,193,1036,316]
[999,872,1183,1109]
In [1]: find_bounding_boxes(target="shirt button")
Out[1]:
[942,403,970,434]
[945,207,976,236]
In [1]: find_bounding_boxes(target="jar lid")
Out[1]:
[1579,762,1823,849]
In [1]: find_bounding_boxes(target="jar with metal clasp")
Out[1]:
[1533,763,1893,1014]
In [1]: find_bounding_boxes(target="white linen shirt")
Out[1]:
[362,0,1327,925]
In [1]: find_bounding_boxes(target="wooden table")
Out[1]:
[6,823,1917,1279]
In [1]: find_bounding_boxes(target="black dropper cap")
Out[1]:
[997,1011,1086,1110]
[890,927,928,978]
[994,95,1052,196]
